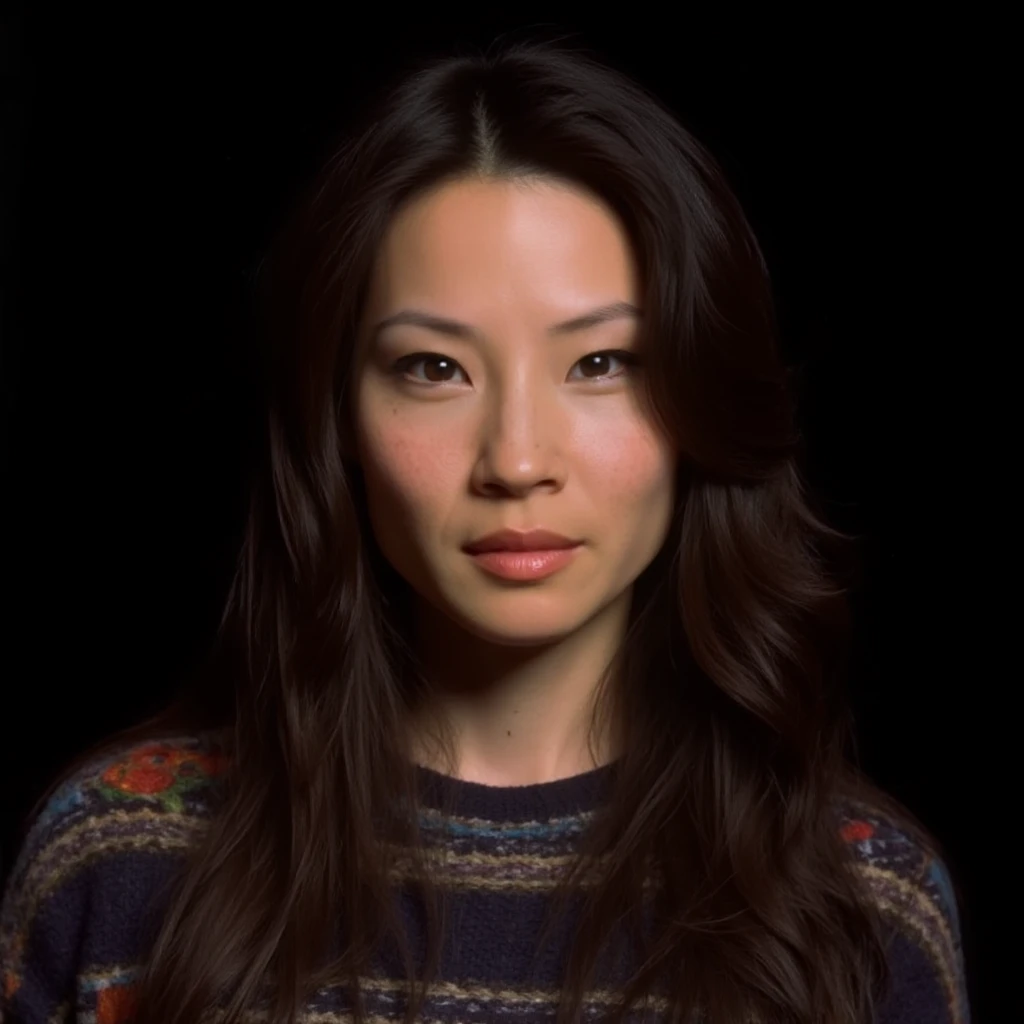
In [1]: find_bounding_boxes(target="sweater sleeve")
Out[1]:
[843,812,970,1024]
[878,853,970,1023]
[1,735,224,1024]
[0,774,98,1022]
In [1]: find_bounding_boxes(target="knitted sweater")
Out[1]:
[0,732,970,1023]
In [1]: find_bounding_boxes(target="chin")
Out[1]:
[452,608,585,648]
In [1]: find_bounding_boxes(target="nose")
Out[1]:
[469,371,567,498]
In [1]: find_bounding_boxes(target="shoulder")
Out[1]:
[838,801,971,1024]
[0,731,230,1023]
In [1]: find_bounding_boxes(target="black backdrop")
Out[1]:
[1,8,1003,1018]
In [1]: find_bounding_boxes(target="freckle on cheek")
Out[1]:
[380,432,459,493]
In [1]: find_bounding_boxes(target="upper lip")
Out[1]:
[463,529,582,554]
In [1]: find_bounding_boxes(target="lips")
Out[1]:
[463,529,582,554]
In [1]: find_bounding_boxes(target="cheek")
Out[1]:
[573,416,675,507]
[587,423,676,575]
[359,416,463,525]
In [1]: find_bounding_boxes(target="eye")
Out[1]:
[567,349,639,382]
[390,349,640,387]
[392,353,468,385]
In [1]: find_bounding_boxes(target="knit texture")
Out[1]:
[0,732,969,1023]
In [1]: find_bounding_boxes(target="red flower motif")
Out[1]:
[108,764,176,795]
[98,740,231,800]
[129,743,189,768]
[97,983,139,1023]
[840,820,875,843]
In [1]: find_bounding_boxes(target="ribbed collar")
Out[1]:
[413,759,621,821]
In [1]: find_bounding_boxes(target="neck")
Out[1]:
[405,590,630,786]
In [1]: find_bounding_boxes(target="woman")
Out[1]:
[0,39,969,1024]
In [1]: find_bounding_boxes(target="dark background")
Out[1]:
[1,9,1004,1019]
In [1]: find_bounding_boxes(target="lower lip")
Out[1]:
[467,545,581,581]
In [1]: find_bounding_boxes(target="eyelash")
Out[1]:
[390,349,641,387]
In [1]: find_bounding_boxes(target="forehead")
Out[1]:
[366,176,640,311]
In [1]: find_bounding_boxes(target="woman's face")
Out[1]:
[354,176,676,646]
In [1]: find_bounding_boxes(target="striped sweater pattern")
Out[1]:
[0,732,969,1023]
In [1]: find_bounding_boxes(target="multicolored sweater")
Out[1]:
[0,732,969,1023]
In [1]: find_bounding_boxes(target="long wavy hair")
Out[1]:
[20,38,940,1024]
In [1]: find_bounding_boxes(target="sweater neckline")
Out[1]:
[412,758,621,821]
[201,726,619,822]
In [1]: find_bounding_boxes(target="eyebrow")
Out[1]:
[370,301,642,343]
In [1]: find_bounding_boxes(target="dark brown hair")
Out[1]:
[21,38,942,1024]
